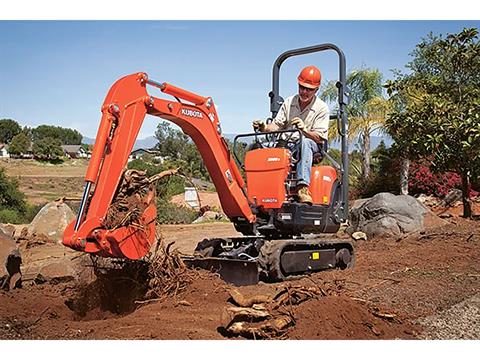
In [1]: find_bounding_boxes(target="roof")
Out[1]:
[61,145,83,153]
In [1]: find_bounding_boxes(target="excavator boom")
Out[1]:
[63,72,254,259]
[63,43,355,285]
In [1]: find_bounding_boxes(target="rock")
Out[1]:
[36,262,76,284]
[27,201,75,243]
[0,231,22,290]
[351,231,367,241]
[416,194,441,207]
[31,254,96,285]
[348,192,427,239]
[442,189,462,207]
[192,210,223,224]
[0,223,15,238]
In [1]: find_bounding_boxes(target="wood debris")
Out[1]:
[221,284,327,339]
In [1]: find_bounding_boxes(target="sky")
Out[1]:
[1,18,479,140]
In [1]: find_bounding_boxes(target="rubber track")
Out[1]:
[258,238,355,282]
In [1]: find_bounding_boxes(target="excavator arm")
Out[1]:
[63,72,255,259]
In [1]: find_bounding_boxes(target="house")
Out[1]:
[0,144,9,158]
[128,148,164,163]
[129,148,148,162]
[61,145,90,159]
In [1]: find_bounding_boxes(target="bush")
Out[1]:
[0,167,27,214]
[156,199,198,224]
[351,143,400,199]
[0,209,22,224]
[408,162,479,198]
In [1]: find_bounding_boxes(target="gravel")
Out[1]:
[416,293,480,339]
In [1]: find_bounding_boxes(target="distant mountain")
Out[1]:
[82,136,95,145]
[83,134,391,152]
[133,136,158,150]
[330,135,393,151]
[222,133,392,151]
[82,136,158,150]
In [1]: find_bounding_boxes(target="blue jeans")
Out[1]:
[295,138,319,187]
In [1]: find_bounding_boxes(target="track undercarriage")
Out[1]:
[183,235,355,285]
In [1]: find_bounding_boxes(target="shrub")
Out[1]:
[351,143,401,199]
[0,209,22,224]
[408,162,479,198]
[0,167,27,214]
[156,199,198,224]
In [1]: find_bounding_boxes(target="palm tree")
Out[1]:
[322,68,389,180]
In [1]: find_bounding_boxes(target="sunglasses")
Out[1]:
[299,84,318,92]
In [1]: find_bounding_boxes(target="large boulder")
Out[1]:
[0,231,22,290]
[27,201,75,243]
[348,193,428,239]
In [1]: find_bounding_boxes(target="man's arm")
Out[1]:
[303,129,324,144]
[308,101,329,144]
[291,117,326,144]
[265,122,280,132]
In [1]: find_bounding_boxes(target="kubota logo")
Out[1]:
[181,108,203,118]
[267,157,280,162]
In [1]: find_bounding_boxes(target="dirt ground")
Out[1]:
[1,208,479,340]
[1,159,88,204]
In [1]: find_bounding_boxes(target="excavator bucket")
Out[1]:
[63,180,158,259]
[182,256,259,286]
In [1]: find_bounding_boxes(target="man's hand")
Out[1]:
[291,117,306,131]
[252,120,266,132]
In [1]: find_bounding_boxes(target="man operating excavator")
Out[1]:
[252,65,329,204]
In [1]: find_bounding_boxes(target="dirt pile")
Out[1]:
[289,295,416,339]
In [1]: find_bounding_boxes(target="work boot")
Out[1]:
[297,186,313,204]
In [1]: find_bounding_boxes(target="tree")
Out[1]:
[32,125,82,145]
[8,132,31,156]
[0,119,21,144]
[385,27,480,217]
[322,68,389,179]
[32,137,63,160]
[154,121,211,180]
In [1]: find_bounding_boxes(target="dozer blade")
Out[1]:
[182,256,259,286]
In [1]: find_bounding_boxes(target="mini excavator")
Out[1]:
[63,43,354,285]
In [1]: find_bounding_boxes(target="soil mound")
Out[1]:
[289,295,417,339]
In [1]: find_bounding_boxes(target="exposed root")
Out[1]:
[141,232,198,303]
[66,232,204,319]
[228,288,271,307]
[221,283,330,339]
[103,168,179,230]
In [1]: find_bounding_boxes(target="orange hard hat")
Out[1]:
[297,66,321,89]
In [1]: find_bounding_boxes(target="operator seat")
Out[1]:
[313,141,328,164]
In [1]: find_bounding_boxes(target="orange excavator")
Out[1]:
[63,43,354,285]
